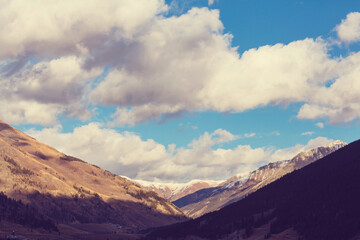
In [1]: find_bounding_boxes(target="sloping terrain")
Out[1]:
[133,179,222,202]
[147,139,360,240]
[0,192,57,231]
[0,120,186,231]
[174,141,346,218]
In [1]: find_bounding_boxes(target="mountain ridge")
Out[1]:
[130,178,223,202]
[0,120,186,230]
[147,139,360,240]
[174,140,346,218]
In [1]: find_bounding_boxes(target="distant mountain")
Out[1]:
[132,179,223,202]
[147,139,360,240]
[174,140,346,218]
[0,120,186,231]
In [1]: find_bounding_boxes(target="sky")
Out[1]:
[1,0,360,182]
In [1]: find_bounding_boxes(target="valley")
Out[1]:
[147,139,360,240]
[0,120,357,240]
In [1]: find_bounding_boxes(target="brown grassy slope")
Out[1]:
[0,120,186,229]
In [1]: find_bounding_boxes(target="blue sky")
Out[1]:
[2,0,360,182]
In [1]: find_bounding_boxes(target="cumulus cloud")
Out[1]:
[0,100,61,126]
[27,124,335,181]
[27,123,170,177]
[89,7,227,125]
[0,0,167,58]
[88,9,339,126]
[316,122,324,128]
[0,2,360,126]
[297,51,360,123]
[110,105,186,127]
[14,56,101,104]
[208,0,215,6]
[336,12,360,43]
[0,0,166,125]
[27,125,268,181]
[87,10,360,125]
[87,9,360,126]
[0,56,101,125]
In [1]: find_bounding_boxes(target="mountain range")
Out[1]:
[173,140,346,218]
[147,139,360,240]
[132,179,223,202]
[0,120,186,238]
[1,120,356,240]
[131,140,346,219]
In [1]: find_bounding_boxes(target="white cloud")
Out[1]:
[27,125,268,181]
[1,3,360,126]
[0,0,167,58]
[244,133,256,138]
[89,7,227,125]
[336,12,360,43]
[316,122,324,128]
[15,56,101,104]
[0,0,166,125]
[89,8,338,126]
[27,124,336,182]
[297,51,360,123]
[301,131,314,136]
[188,128,239,148]
[86,10,360,125]
[27,123,170,177]
[0,56,101,125]
[0,99,61,126]
[110,104,185,127]
[208,0,215,6]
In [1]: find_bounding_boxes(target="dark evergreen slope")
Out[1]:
[147,139,360,240]
[0,192,58,231]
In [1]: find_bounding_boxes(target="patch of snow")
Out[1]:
[131,178,224,196]
[324,140,347,148]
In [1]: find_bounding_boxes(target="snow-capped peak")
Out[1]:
[323,140,347,148]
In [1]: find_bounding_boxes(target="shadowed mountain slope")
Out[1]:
[0,120,186,230]
[147,139,360,240]
[0,192,58,231]
[174,141,346,218]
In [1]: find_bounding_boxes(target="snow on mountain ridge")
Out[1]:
[219,140,346,190]
[125,140,346,205]
[293,140,346,162]
[132,179,224,201]
[134,179,222,189]
[177,140,348,218]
